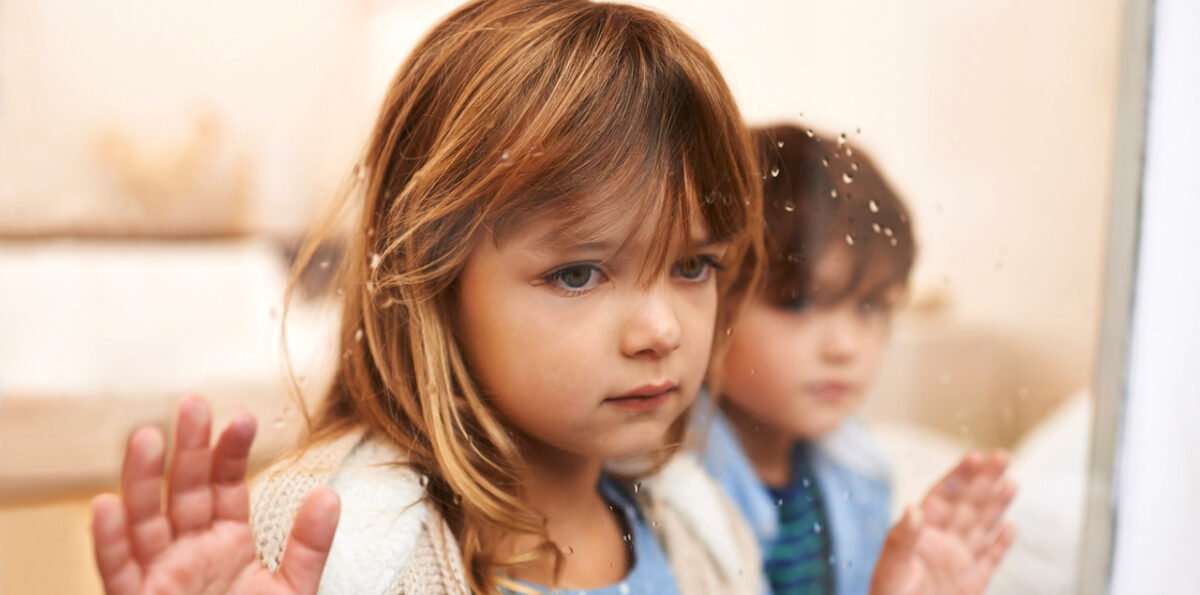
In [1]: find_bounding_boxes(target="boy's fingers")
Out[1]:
[278,487,341,594]
[977,479,1018,538]
[884,505,924,556]
[980,523,1017,573]
[167,395,216,536]
[211,413,257,522]
[120,426,172,563]
[91,493,142,595]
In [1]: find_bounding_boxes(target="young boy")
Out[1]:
[702,124,1016,595]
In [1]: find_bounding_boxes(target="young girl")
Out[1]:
[701,123,1018,595]
[89,1,767,593]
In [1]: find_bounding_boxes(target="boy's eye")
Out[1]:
[859,299,883,314]
[780,296,812,312]
[548,264,602,291]
[675,256,721,281]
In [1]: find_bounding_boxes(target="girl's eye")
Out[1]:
[675,256,721,281]
[547,264,603,292]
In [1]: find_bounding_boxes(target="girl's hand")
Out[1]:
[91,395,340,595]
[869,451,1017,595]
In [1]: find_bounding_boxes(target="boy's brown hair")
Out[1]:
[734,123,916,307]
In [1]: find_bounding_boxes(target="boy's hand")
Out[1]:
[91,395,340,595]
[869,451,1017,595]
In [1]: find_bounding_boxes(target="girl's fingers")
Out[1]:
[210,413,257,522]
[167,395,216,536]
[121,426,173,563]
[91,493,142,595]
[277,487,341,595]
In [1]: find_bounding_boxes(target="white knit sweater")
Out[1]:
[249,427,763,594]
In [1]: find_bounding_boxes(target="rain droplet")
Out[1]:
[622,533,632,543]
[845,233,855,246]
[890,238,898,247]
[775,498,784,507]
[782,200,796,212]
[500,152,510,160]
[369,253,381,270]
[806,129,815,138]
[798,111,805,118]
[725,327,733,336]
[830,189,838,199]
[801,477,812,488]
[813,522,823,534]
[869,200,879,213]
[821,158,829,168]
[884,227,894,237]
[856,127,862,135]
[319,260,330,270]
[651,520,659,527]
[872,223,882,233]
[355,328,364,342]
[851,162,859,171]
[842,172,854,184]
[845,146,853,157]
[837,133,847,146]
[770,166,780,178]
[777,140,785,148]
[367,227,375,237]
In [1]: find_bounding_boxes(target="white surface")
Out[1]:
[1110,0,1200,592]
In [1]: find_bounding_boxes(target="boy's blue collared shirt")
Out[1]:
[696,392,892,595]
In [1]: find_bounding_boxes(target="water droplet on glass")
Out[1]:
[367,227,375,237]
[501,152,510,160]
[453,494,463,505]
[813,522,823,534]
[567,546,575,555]
[419,474,429,487]
[1018,386,1031,400]
[845,233,855,246]
[297,375,308,387]
[959,424,970,436]
[319,260,330,270]
[842,172,854,184]
[830,189,838,199]
[798,111,805,118]
[801,477,812,488]
[355,328,364,342]
[872,223,882,233]
[725,327,733,336]
[777,140,785,148]
[890,238,898,247]
[845,146,853,157]
[851,162,859,171]
[837,133,847,146]
[369,253,381,270]
[651,520,659,527]
[883,227,894,237]
[633,482,641,493]
[770,166,780,178]
[828,554,837,566]
[936,203,944,213]
[821,158,829,168]
[273,416,287,429]
[749,367,757,376]
[806,129,815,138]
[782,200,796,212]
[869,200,879,213]
[619,583,630,595]
[623,533,632,543]
[845,560,853,569]
[366,281,377,293]
[775,498,784,507]
[843,491,851,500]
[269,306,280,319]
[336,288,345,296]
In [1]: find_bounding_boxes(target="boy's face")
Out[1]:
[721,246,897,440]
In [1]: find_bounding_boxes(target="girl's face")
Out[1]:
[721,245,896,440]
[456,208,728,462]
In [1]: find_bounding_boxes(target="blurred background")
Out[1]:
[0,0,1121,592]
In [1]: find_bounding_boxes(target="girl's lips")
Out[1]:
[604,389,673,411]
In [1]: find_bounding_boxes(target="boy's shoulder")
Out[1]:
[812,416,893,484]
[250,427,466,594]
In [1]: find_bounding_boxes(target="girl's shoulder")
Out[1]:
[641,455,765,595]
[250,427,468,594]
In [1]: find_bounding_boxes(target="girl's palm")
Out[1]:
[91,395,340,595]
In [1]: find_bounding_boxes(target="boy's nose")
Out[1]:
[621,288,682,359]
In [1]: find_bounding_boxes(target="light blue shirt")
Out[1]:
[696,392,892,595]
[506,477,680,595]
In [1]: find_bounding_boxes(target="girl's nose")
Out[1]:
[621,287,682,359]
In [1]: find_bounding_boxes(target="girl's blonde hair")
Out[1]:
[284,0,762,591]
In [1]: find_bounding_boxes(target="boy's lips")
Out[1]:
[807,381,852,403]
[605,381,677,411]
